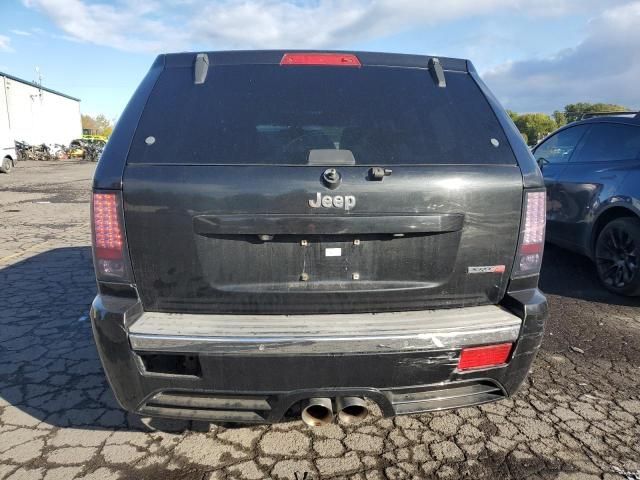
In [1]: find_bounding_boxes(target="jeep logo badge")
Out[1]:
[308,192,356,211]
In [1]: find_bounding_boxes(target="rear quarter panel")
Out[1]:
[589,164,640,250]
[93,55,165,190]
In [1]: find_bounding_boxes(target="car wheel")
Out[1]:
[0,157,12,173]
[595,217,640,296]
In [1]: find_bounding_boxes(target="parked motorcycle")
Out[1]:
[14,141,53,161]
[83,142,102,162]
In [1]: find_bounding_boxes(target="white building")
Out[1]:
[1,71,82,147]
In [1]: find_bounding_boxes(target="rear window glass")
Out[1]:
[129,64,515,166]
[573,123,640,163]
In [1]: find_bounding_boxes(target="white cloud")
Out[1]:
[190,0,583,49]
[0,35,14,52]
[23,0,623,52]
[10,29,32,36]
[23,0,189,52]
[20,0,640,112]
[483,2,640,112]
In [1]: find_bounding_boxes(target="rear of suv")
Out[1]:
[90,51,548,425]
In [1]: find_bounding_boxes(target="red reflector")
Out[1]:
[280,53,361,67]
[458,343,513,371]
[93,193,124,260]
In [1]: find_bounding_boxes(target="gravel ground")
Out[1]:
[0,160,639,480]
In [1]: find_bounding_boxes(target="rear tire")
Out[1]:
[595,217,640,296]
[0,157,12,174]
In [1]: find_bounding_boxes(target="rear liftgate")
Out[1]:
[123,51,524,314]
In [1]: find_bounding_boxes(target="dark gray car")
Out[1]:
[533,114,640,296]
[90,50,548,426]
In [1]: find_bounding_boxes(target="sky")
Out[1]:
[1,0,639,121]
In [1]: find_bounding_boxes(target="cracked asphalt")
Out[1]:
[1,160,639,480]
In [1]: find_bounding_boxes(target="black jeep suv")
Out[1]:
[533,113,640,296]
[90,51,547,426]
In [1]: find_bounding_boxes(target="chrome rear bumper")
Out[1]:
[128,305,521,354]
[91,289,547,422]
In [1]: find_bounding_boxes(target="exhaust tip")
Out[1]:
[301,398,334,427]
[336,397,369,425]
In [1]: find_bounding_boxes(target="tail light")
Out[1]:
[91,191,132,282]
[512,190,546,277]
[458,343,513,371]
[280,53,361,67]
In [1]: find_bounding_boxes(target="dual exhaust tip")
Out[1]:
[301,397,369,427]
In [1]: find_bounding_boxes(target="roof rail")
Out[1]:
[580,111,639,120]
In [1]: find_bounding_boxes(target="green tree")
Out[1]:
[94,114,113,137]
[552,110,567,127]
[81,114,114,137]
[564,103,631,123]
[514,113,557,145]
[81,114,97,132]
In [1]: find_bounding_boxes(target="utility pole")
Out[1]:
[31,66,43,101]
